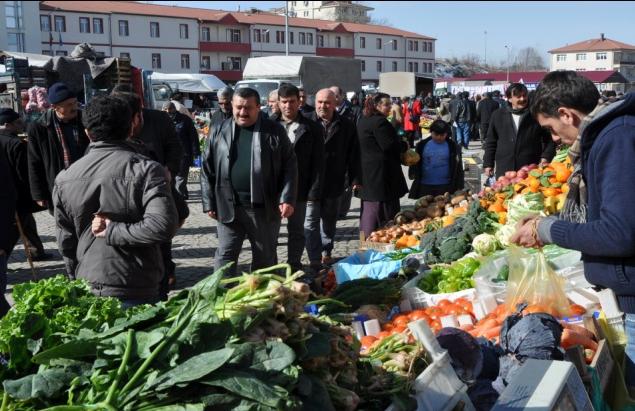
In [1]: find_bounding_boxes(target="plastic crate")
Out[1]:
[402,270,476,309]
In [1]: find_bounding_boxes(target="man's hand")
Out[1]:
[207,211,217,220]
[483,167,493,177]
[279,203,294,219]
[36,200,47,208]
[510,216,542,248]
[92,214,111,238]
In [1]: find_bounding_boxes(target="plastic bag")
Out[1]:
[504,246,572,317]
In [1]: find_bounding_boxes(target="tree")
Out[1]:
[511,47,546,71]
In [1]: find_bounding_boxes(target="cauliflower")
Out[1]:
[495,225,516,249]
[471,233,499,256]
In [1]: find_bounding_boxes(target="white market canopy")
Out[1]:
[150,72,227,93]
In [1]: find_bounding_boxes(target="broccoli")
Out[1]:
[438,236,471,263]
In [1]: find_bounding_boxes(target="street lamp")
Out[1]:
[505,45,512,83]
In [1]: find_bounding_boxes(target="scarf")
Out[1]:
[510,106,529,115]
[560,99,615,223]
[53,113,78,169]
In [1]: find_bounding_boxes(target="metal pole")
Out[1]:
[285,1,289,56]
[505,45,510,83]
[484,30,487,66]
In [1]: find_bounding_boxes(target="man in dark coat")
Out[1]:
[476,92,500,148]
[271,84,325,273]
[201,87,298,276]
[53,95,178,306]
[163,102,200,200]
[0,149,16,316]
[210,87,233,130]
[483,83,555,178]
[299,87,315,116]
[0,109,48,260]
[27,82,89,211]
[309,88,360,265]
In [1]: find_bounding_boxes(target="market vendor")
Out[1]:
[510,71,635,391]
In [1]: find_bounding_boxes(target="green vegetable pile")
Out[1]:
[420,202,498,264]
[417,257,481,294]
[318,278,403,315]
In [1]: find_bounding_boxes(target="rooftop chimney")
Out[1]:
[601,33,605,41]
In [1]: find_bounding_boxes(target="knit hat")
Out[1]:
[0,108,20,125]
[48,82,75,105]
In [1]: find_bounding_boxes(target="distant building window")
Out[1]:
[230,57,241,70]
[361,60,365,72]
[5,1,23,29]
[93,18,103,34]
[408,62,413,72]
[576,68,586,71]
[201,27,210,41]
[56,50,68,56]
[336,36,342,48]
[414,41,419,52]
[120,52,130,59]
[556,54,566,62]
[317,34,324,47]
[289,32,294,44]
[201,56,210,69]
[79,17,90,33]
[152,53,161,69]
[40,15,51,32]
[54,15,66,32]
[227,29,241,43]
[181,54,190,69]
[360,36,366,48]
[408,40,413,51]
[96,51,105,58]
[307,33,313,45]
[42,50,51,55]
[392,61,397,71]
[276,30,285,44]
[150,22,160,38]
[253,29,261,43]
[576,53,586,61]
[304,11,309,17]
[377,60,382,72]
[263,30,270,43]
[7,33,24,52]
[299,32,306,45]
[596,52,607,60]
[119,20,129,36]
[180,24,189,39]
[429,42,433,53]
[414,62,419,72]
[392,39,397,50]
[376,38,381,49]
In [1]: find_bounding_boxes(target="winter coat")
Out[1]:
[201,116,297,223]
[270,113,324,202]
[171,111,200,159]
[0,131,42,213]
[308,111,361,199]
[476,98,500,127]
[408,137,464,198]
[357,113,408,202]
[547,92,635,313]
[27,109,89,206]
[403,99,422,132]
[483,106,555,178]
[0,150,16,254]
[138,108,184,174]
[53,141,178,300]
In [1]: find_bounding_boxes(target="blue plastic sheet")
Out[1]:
[334,250,402,284]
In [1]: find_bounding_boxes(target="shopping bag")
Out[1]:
[504,245,572,317]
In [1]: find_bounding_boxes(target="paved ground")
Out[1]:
[6,140,484,297]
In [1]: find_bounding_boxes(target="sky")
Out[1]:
[152,1,635,65]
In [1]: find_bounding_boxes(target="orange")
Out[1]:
[561,183,570,194]
[541,187,561,197]
[556,168,572,183]
[527,176,540,190]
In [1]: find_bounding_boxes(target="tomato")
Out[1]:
[382,323,394,332]
[444,304,463,316]
[427,307,443,318]
[437,299,452,308]
[392,324,407,334]
[360,335,377,348]
[457,300,473,314]
[393,315,410,327]
[409,311,430,323]
[430,319,441,330]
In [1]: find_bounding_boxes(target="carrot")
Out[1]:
[560,322,596,341]
[482,325,502,339]
[561,329,598,351]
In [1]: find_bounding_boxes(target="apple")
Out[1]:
[505,171,517,179]
[517,170,528,179]
[511,177,523,184]
[521,166,530,172]
[527,164,538,170]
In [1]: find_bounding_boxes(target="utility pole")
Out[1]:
[505,45,512,83]
[285,1,289,56]
[484,30,487,66]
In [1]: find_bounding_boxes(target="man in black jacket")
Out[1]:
[483,83,555,178]
[53,95,178,306]
[201,87,297,275]
[210,87,233,130]
[0,109,48,260]
[0,149,16,316]
[309,89,360,265]
[27,82,89,211]
[272,84,325,273]
[452,91,475,150]
[476,92,500,148]
[163,102,200,200]
[299,87,315,116]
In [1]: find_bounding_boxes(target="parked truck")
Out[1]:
[235,55,362,106]
[378,72,433,98]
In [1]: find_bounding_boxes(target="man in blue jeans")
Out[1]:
[0,148,17,316]
[453,91,475,149]
[511,71,635,393]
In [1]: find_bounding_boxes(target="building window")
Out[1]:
[180,24,188,39]
[55,50,68,56]
[556,54,566,62]
[377,60,382,72]
[93,18,103,34]
[429,42,433,53]
[7,33,24,52]
[576,53,586,61]
[414,41,419,52]
[408,62,413,72]
[42,50,51,55]
[360,36,366,48]
[392,61,397,71]
[289,32,294,44]
[408,40,413,51]
[54,15,66,32]
[201,27,210,41]
[201,56,210,69]
[40,15,51,32]
[576,68,586,71]
[414,62,419,72]
[299,32,306,45]
[263,30,270,43]
[304,11,309,17]
[307,33,313,45]
[96,51,105,58]
[5,1,23,29]
[150,22,160,38]
[361,60,365,72]
[275,30,284,44]
[596,52,607,60]
[253,29,261,43]
[317,34,323,47]
[119,20,129,36]
[227,29,241,43]
[392,39,397,50]
[336,36,342,48]
[376,38,382,49]
[152,53,161,69]
[229,57,241,70]
[79,17,90,33]
[120,52,130,59]
[181,54,190,69]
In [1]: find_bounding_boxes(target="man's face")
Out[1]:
[536,112,579,146]
[131,111,144,137]
[510,91,528,110]
[431,131,447,143]
[164,106,177,116]
[377,98,392,117]
[329,87,342,105]
[218,96,231,113]
[316,91,335,120]
[268,96,280,114]
[233,95,260,127]
[53,98,79,121]
[279,95,300,121]
[299,91,307,106]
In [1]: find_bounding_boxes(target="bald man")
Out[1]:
[308,89,361,265]
[262,90,280,119]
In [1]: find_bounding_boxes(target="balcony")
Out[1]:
[316,47,354,58]
[199,42,251,53]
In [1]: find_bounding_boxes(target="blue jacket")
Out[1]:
[549,92,635,312]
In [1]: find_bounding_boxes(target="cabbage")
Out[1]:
[472,234,499,256]
[495,225,516,248]
[506,193,545,226]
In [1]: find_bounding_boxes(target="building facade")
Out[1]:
[549,35,635,83]
[12,1,434,86]
[275,1,373,23]
[0,1,40,53]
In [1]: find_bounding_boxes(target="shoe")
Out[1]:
[30,251,53,261]
[321,255,334,266]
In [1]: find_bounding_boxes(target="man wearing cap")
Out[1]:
[27,82,89,210]
[0,108,49,260]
